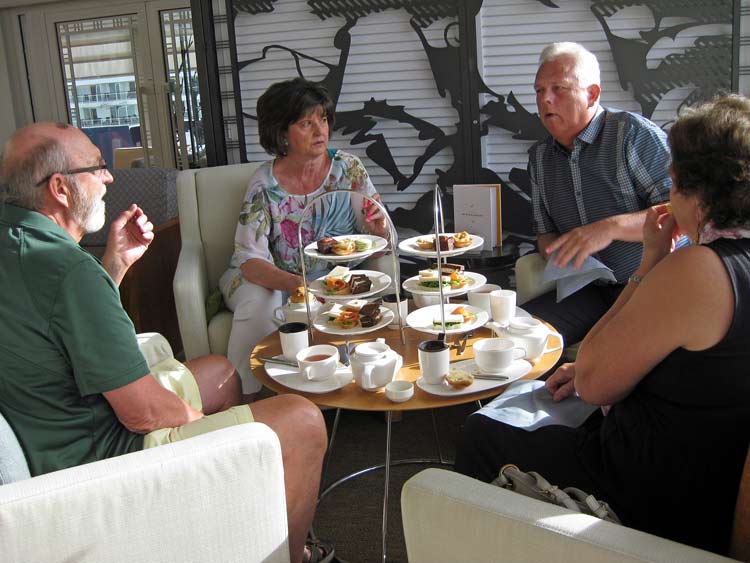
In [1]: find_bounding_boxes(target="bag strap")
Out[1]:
[565,487,622,524]
[493,464,580,512]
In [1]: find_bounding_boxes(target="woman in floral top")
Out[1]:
[219,77,386,398]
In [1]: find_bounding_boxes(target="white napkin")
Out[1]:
[542,252,616,302]
[475,379,597,431]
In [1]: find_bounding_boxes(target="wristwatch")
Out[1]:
[628,273,644,285]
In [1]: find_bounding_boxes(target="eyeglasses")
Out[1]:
[36,162,109,187]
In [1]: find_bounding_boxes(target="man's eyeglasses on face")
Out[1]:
[36,163,109,187]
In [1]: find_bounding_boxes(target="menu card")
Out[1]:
[452,184,501,251]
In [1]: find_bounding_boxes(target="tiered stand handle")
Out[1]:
[296,190,405,345]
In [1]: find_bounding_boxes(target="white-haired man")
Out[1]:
[0,122,334,563]
[523,42,672,350]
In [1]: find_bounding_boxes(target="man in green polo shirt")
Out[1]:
[0,123,333,563]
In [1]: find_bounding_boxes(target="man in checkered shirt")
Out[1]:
[523,42,671,349]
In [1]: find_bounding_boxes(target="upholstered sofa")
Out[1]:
[0,333,291,563]
[401,467,747,563]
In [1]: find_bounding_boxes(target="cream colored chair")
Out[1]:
[402,466,748,563]
[0,332,290,563]
[173,163,261,359]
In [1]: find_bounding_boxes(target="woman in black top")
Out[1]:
[456,94,750,555]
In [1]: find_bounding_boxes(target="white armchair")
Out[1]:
[173,163,261,359]
[402,468,745,563]
[0,332,290,563]
[515,252,554,306]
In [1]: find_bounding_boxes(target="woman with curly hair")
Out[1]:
[456,94,750,555]
[219,78,386,400]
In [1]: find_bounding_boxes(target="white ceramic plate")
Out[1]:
[398,233,484,258]
[313,306,394,336]
[308,270,391,300]
[406,304,489,336]
[303,234,388,262]
[484,307,532,331]
[403,271,487,297]
[416,358,531,397]
[263,358,352,394]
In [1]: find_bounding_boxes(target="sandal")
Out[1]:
[302,537,335,563]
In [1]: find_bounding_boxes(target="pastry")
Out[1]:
[453,231,473,248]
[317,237,337,254]
[415,237,435,250]
[354,238,372,252]
[438,235,454,251]
[332,238,355,255]
[445,368,474,388]
[348,274,372,294]
[289,286,309,304]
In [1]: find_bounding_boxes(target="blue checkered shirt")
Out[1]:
[529,107,672,283]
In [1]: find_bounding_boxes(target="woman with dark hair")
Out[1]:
[456,94,750,555]
[220,77,386,399]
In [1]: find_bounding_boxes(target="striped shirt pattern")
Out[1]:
[529,107,672,283]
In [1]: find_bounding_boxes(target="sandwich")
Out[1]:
[430,262,464,275]
[324,266,350,295]
[342,299,369,312]
[432,313,464,329]
[326,303,359,328]
[417,269,451,290]
[429,262,467,289]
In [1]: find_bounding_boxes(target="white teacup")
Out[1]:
[418,339,450,384]
[504,317,563,362]
[489,289,516,326]
[296,344,339,381]
[467,283,502,317]
[473,338,525,374]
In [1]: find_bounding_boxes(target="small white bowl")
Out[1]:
[385,380,414,403]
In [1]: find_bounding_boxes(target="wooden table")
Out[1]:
[250,324,562,563]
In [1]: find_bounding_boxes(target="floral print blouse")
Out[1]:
[228,149,377,275]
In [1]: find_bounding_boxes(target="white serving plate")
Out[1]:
[303,234,387,262]
[416,358,531,397]
[312,306,394,336]
[406,304,489,336]
[398,233,483,258]
[308,269,391,300]
[403,271,487,297]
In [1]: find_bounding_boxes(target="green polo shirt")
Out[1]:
[0,204,149,476]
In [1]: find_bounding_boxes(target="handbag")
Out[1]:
[491,464,621,524]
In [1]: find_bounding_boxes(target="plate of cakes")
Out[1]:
[405,303,488,336]
[313,299,394,336]
[308,267,392,300]
[304,234,387,262]
[402,262,487,297]
[398,232,483,258]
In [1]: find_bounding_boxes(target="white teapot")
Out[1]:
[351,338,403,391]
[501,317,563,361]
[272,298,321,325]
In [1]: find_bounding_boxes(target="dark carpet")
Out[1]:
[312,403,477,563]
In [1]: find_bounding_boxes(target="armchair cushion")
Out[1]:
[0,412,29,486]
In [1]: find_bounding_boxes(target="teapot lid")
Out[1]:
[354,339,389,358]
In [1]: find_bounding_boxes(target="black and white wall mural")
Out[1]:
[208,0,735,242]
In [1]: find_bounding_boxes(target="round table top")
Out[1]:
[250,323,562,412]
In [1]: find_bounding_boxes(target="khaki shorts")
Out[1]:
[142,357,254,449]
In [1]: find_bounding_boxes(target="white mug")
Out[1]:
[296,344,339,381]
[278,322,309,361]
[490,289,516,326]
[412,293,442,309]
[473,338,525,374]
[382,294,408,330]
[418,339,450,385]
[467,283,502,317]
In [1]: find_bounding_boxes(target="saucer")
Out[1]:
[467,358,532,379]
[263,357,352,393]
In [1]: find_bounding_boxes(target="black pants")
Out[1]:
[521,283,625,347]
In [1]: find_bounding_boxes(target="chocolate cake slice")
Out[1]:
[438,235,454,251]
[317,237,337,254]
[359,302,382,327]
[348,274,372,295]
